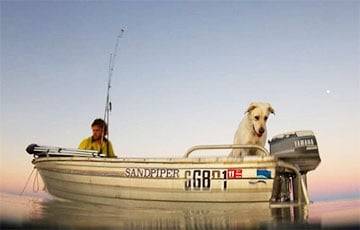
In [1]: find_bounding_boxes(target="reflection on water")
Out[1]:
[40,200,308,229]
[1,192,359,229]
[0,192,45,222]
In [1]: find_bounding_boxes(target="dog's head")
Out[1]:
[245,102,275,138]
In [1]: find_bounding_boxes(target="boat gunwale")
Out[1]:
[32,156,277,165]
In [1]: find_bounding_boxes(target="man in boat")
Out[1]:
[78,118,116,158]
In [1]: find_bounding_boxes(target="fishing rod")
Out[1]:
[102,27,126,152]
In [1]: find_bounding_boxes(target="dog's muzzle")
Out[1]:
[253,126,263,137]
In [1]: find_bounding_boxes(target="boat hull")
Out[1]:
[33,156,277,203]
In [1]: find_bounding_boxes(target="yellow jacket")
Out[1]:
[78,137,116,158]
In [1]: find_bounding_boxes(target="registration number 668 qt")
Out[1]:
[184,169,242,191]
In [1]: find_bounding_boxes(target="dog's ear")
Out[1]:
[245,103,257,114]
[268,106,275,115]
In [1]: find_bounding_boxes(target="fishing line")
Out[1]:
[32,169,40,192]
[19,167,36,196]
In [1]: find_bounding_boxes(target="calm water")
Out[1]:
[0,192,359,229]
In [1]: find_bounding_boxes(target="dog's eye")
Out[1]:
[264,116,268,121]
[255,116,260,120]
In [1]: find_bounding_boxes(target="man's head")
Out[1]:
[91,118,108,141]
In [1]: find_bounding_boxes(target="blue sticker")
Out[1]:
[257,169,271,179]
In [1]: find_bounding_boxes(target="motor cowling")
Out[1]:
[269,130,321,174]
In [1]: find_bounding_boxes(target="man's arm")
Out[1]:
[78,138,89,150]
[107,141,116,158]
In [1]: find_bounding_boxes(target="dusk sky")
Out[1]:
[1,1,359,201]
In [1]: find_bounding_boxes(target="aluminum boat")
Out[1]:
[26,130,320,205]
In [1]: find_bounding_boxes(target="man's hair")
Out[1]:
[91,118,108,135]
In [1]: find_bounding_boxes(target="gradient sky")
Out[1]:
[1,1,359,201]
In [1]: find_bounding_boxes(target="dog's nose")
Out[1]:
[259,127,265,134]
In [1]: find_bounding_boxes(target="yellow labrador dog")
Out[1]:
[229,102,275,157]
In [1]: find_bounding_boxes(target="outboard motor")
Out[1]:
[269,130,321,173]
[269,130,321,203]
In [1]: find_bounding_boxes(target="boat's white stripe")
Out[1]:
[36,164,276,171]
[47,184,271,203]
[38,167,274,180]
